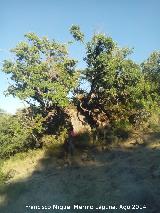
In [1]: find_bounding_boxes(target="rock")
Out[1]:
[136,137,144,145]
[128,139,137,145]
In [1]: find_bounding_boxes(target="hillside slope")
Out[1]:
[0,133,160,213]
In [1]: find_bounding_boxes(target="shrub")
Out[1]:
[0,113,34,159]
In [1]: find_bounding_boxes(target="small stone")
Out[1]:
[136,137,144,145]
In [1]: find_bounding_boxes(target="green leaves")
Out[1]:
[2,33,79,110]
[2,25,160,138]
[1,31,81,144]
[70,25,84,42]
[0,113,33,159]
[78,32,157,127]
[142,51,160,95]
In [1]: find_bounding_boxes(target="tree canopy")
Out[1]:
[3,33,79,111]
[142,51,160,99]
[72,30,156,129]
[2,32,80,136]
[1,25,160,157]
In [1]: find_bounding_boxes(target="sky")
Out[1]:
[0,0,160,114]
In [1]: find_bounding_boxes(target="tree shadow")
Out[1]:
[0,131,160,213]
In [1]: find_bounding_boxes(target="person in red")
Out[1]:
[64,125,75,157]
[70,127,76,137]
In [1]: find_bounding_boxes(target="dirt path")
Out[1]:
[0,138,160,213]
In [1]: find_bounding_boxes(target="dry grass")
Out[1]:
[0,132,160,213]
[1,149,45,182]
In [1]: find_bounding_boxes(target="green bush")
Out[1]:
[40,135,57,147]
[0,113,34,159]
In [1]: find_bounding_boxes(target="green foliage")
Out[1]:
[70,25,84,42]
[40,135,57,147]
[0,113,34,159]
[1,26,160,156]
[40,129,68,147]
[75,33,156,129]
[142,51,160,99]
[2,33,79,109]
[2,32,80,141]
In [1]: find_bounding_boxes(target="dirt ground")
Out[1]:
[0,133,160,213]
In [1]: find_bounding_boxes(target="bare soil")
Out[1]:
[0,133,160,213]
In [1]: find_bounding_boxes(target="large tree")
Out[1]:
[2,33,79,134]
[71,28,154,130]
[2,26,159,139]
